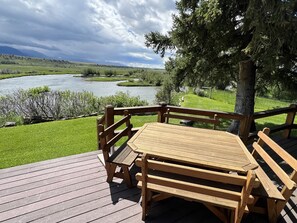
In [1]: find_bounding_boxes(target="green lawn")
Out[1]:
[0,117,98,168]
[0,90,293,169]
[0,115,157,169]
[182,90,290,130]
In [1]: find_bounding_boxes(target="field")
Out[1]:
[0,89,292,169]
[0,55,163,80]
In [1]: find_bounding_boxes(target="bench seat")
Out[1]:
[97,113,137,187]
[249,128,297,223]
[137,176,250,212]
[136,154,256,223]
[108,142,138,166]
[252,166,285,201]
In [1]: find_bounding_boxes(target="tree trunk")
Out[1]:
[228,59,256,134]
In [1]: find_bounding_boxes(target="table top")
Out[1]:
[128,122,258,173]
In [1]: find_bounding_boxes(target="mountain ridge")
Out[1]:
[0,46,47,58]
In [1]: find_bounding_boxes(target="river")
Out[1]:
[0,74,159,104]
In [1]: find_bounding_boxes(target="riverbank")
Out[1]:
[86,76,154,87]
[0,55,165,81]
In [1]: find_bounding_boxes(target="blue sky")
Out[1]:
[0,0,176,68]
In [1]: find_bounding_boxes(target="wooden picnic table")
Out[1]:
[128,122,258,174]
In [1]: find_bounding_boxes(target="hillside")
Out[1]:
[0,46,27,56]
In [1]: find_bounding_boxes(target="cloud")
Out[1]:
[0,0,176,68]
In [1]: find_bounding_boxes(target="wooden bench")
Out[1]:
[163,108,220,129]
[98,113,138,188]
[249,128,297,223]
[136,154,256,223]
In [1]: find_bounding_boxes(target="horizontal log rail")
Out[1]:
[113,105,163,115]
[113,105,245,121]
[253,106,297,119]
[98,103,297,146]
[166,105,244,121]
[250,104,297,140]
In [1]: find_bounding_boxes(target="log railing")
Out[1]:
[98,103,297,145]
[250,104,297,140]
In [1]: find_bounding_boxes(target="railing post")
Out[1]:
[105,105,114,139]
[283,104,297,139]
[157,102,167,123]
[96,119,101,150]
[239,115,253,144]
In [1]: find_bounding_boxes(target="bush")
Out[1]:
[0,112,23,127]
[155,76,180,105]
[28,86,50,95]
[0,69,20,74]
[100,92,148,108]
[139,71,164,86]
[82,68,100,77]
[0,87,101,124]
[0,88,148,126]
[104,70,116,77]
[195,89,207,97]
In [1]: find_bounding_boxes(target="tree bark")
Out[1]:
[228,59,256,134]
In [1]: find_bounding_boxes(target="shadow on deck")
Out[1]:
[0,137,296,223]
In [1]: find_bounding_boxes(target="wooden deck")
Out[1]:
[0,137,297,222]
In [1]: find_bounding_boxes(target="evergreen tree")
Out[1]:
[145,0,297,133]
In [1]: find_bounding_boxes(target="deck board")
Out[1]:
[0,137,296,222]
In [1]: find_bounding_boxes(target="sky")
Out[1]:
[0,0,176,68]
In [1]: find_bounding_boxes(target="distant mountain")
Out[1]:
[0,46,27,56]
[0,46,47,58]
[19,49,48,58]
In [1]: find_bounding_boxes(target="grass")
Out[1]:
[0,89,293,169]
[0,64,84,80]
[0,55,164,80]
[182,90,291,130]
[0,115,157,169]
[117,81,153,87]
[0,117,98,168]
[86,77,129,82]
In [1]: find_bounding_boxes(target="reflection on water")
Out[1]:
[0,74,159,104]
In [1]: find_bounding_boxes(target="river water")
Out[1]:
[0,74,159,104]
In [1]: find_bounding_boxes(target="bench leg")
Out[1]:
[204,204,228,223]
[142,190,152,220]
[267,199,278,223]
[106,163,117,183]
[122,166,133,188]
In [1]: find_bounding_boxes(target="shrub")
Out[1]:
[0,69,20,74]
[104,70,116,77]
[195,89,207,97]
[0,88,148,126]
[0,87,101,123]
[0,112,23,127]
[155,76,180,105]
[100,92,148,108]
[139,71,164,86]
[82,68,100,77]
[28,86,50,95]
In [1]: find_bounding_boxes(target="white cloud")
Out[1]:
[127,52,153,60]
[0,0,176,68]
